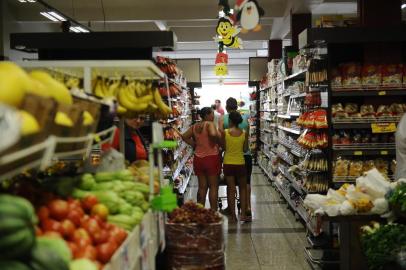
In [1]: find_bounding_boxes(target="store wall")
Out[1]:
[1,1,59,60]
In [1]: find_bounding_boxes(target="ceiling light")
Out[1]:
[155,21,167,31]
[75,26,90,33]
[48,11,66,21]
[40,12,59,22]
[402,3,406,9]
[18,0,27,2]
[69,27,80,33]
[27,0,36,2]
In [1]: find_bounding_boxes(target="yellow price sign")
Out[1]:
[378,91,386,96]
[380,150,388,155]
[371,123,397,133]
[354,151,363,156]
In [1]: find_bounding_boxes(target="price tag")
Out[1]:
[354,151,363,156]
[371,123,397,133]
[378,91,386,96]
[380,150,388,155]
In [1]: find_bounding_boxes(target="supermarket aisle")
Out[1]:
[185,167,311,270]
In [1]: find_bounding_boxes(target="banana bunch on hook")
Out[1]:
[92,76,172,117]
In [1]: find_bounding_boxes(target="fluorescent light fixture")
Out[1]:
[27,0,36,2]
[48,11,66,21]
[402,3,406,9]
[257,49,268,57]
[75,26,90,33]
[18,0,27,2]
[40,12,59,22]
[69,26,80,33]
[70,26,90,33]
[219,8,233,17]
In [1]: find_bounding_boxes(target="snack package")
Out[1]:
[331,67,342,88]
[360,104,375,118]
[314,109,328,129]
[381,64,402,86]
[342,63,362,87]
[362,64,381,86]
[349,161,363,177]
[334,158,349,177]
[389,103,404,116]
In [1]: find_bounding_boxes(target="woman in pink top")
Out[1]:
[181,107,221,210]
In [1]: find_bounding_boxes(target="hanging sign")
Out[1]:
[215,17,242,49]
[214,52,229,76]
[235,0,265,33]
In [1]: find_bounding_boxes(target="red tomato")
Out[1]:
[67,242,79,258]
[91,204,109,221]
[82,217,101,236]
[42,231,63,238]
[61,219,76,239]
[67,198,82,210]
[76,245,97,260]
[92,229,109,245]
[37,206,50,221]
[104,223,115,230]
[81,195,99,213]
[72,228,92,246]
[109,227,128,245]
[92,215,106,229]
[42,219,62,233]
[93,260,104,270]
[67,209,83,227]
[48,199,69,221]
[96,242,118,264]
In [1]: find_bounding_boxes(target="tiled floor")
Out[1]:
[185,167,311,270]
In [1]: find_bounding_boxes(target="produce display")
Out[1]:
[388,181,406,215]
[304,168,394,216]
[361,222,406,270]
[168,201,222,224]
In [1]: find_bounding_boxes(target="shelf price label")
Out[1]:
[380,150,388,155]
[378,91,386,96]
[354,151,363,156]
[371,123,397,133]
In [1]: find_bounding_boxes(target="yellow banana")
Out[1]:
[93,77,104,98]
[107,79,120,97]
[153,88,172,115]
[117,87,149,112]
[134,81,143,97]
[117,105,127,115]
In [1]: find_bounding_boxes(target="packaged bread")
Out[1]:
[344,103,358,115]
[362,64,381,86]
[362,160,375,173]
[389,103,404,116]
[374,158,388,176]
[349,161,363,177]
[376,105,391,117]
[360,104,375,118]
[381,64,402,86]
[334,158,349,177]
[342,63,362,87]
[331,67,342,88]
[332,103,347,118]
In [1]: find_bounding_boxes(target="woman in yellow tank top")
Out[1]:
[221,111,249,222]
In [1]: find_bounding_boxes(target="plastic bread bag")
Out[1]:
[370,198,389,215]
[345,184,372,201]
[322,200,341,216]
[356,168,391,199]
[327,188,346,203]
[303,194,328,213]
[339,200,357,215]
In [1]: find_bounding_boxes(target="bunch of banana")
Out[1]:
[93,76,121,98]
[65,77,80,90]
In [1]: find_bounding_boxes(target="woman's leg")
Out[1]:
[197,175,208,206]
[226,176,237,220]
[207,175,219,211]
[237,175,248,220]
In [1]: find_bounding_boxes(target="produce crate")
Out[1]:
[165,221,225,270]
[0,95,57,176]
[73,96,102,136]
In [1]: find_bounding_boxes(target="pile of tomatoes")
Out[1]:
[35,195,128,269]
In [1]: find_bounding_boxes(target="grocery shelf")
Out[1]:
[284,70,307,81]
[263,129,273,133]
[332,116,401,129]
[332,147,395,156]
[259,164,275,182]
[274,180,297,211]
[177,169,193,195]
[278,125,302,135]
[172,149,193,180]
[277,114,291,119]
[261,139,271,147]
[291,93,307,99]
[331,88,406,97]
[276,152,294,166]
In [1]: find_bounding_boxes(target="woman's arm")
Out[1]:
[179,126,195,147]
[207,121,221,141]
[218,115,224,133]
[220,129,226,150]
[243,130,249,152]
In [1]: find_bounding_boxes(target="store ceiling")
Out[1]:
[6,0,359,84]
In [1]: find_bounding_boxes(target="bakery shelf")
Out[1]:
[332,146,395,156]
[331,88,406,97]
[278,125,302,135]
[333,116,401,124]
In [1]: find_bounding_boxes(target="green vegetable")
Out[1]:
[91,182,115,191]
[78,175,96,191]
[123,191,145,206]
[29,240,69,270]
[71,188,90,199]
[132,182,149,195]
[94,172,116,182]
[115,170,134,181]
[361,223,406,270]
[89,191,120,214]
[37,236,72,264]
[107,214,138,230]
[118,203,134,215]
[0,261,31,270]
[388,183,406,212]
[70,259,98,270]
[141,201,150,212]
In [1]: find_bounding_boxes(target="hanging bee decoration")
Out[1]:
[215,17,243,49]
